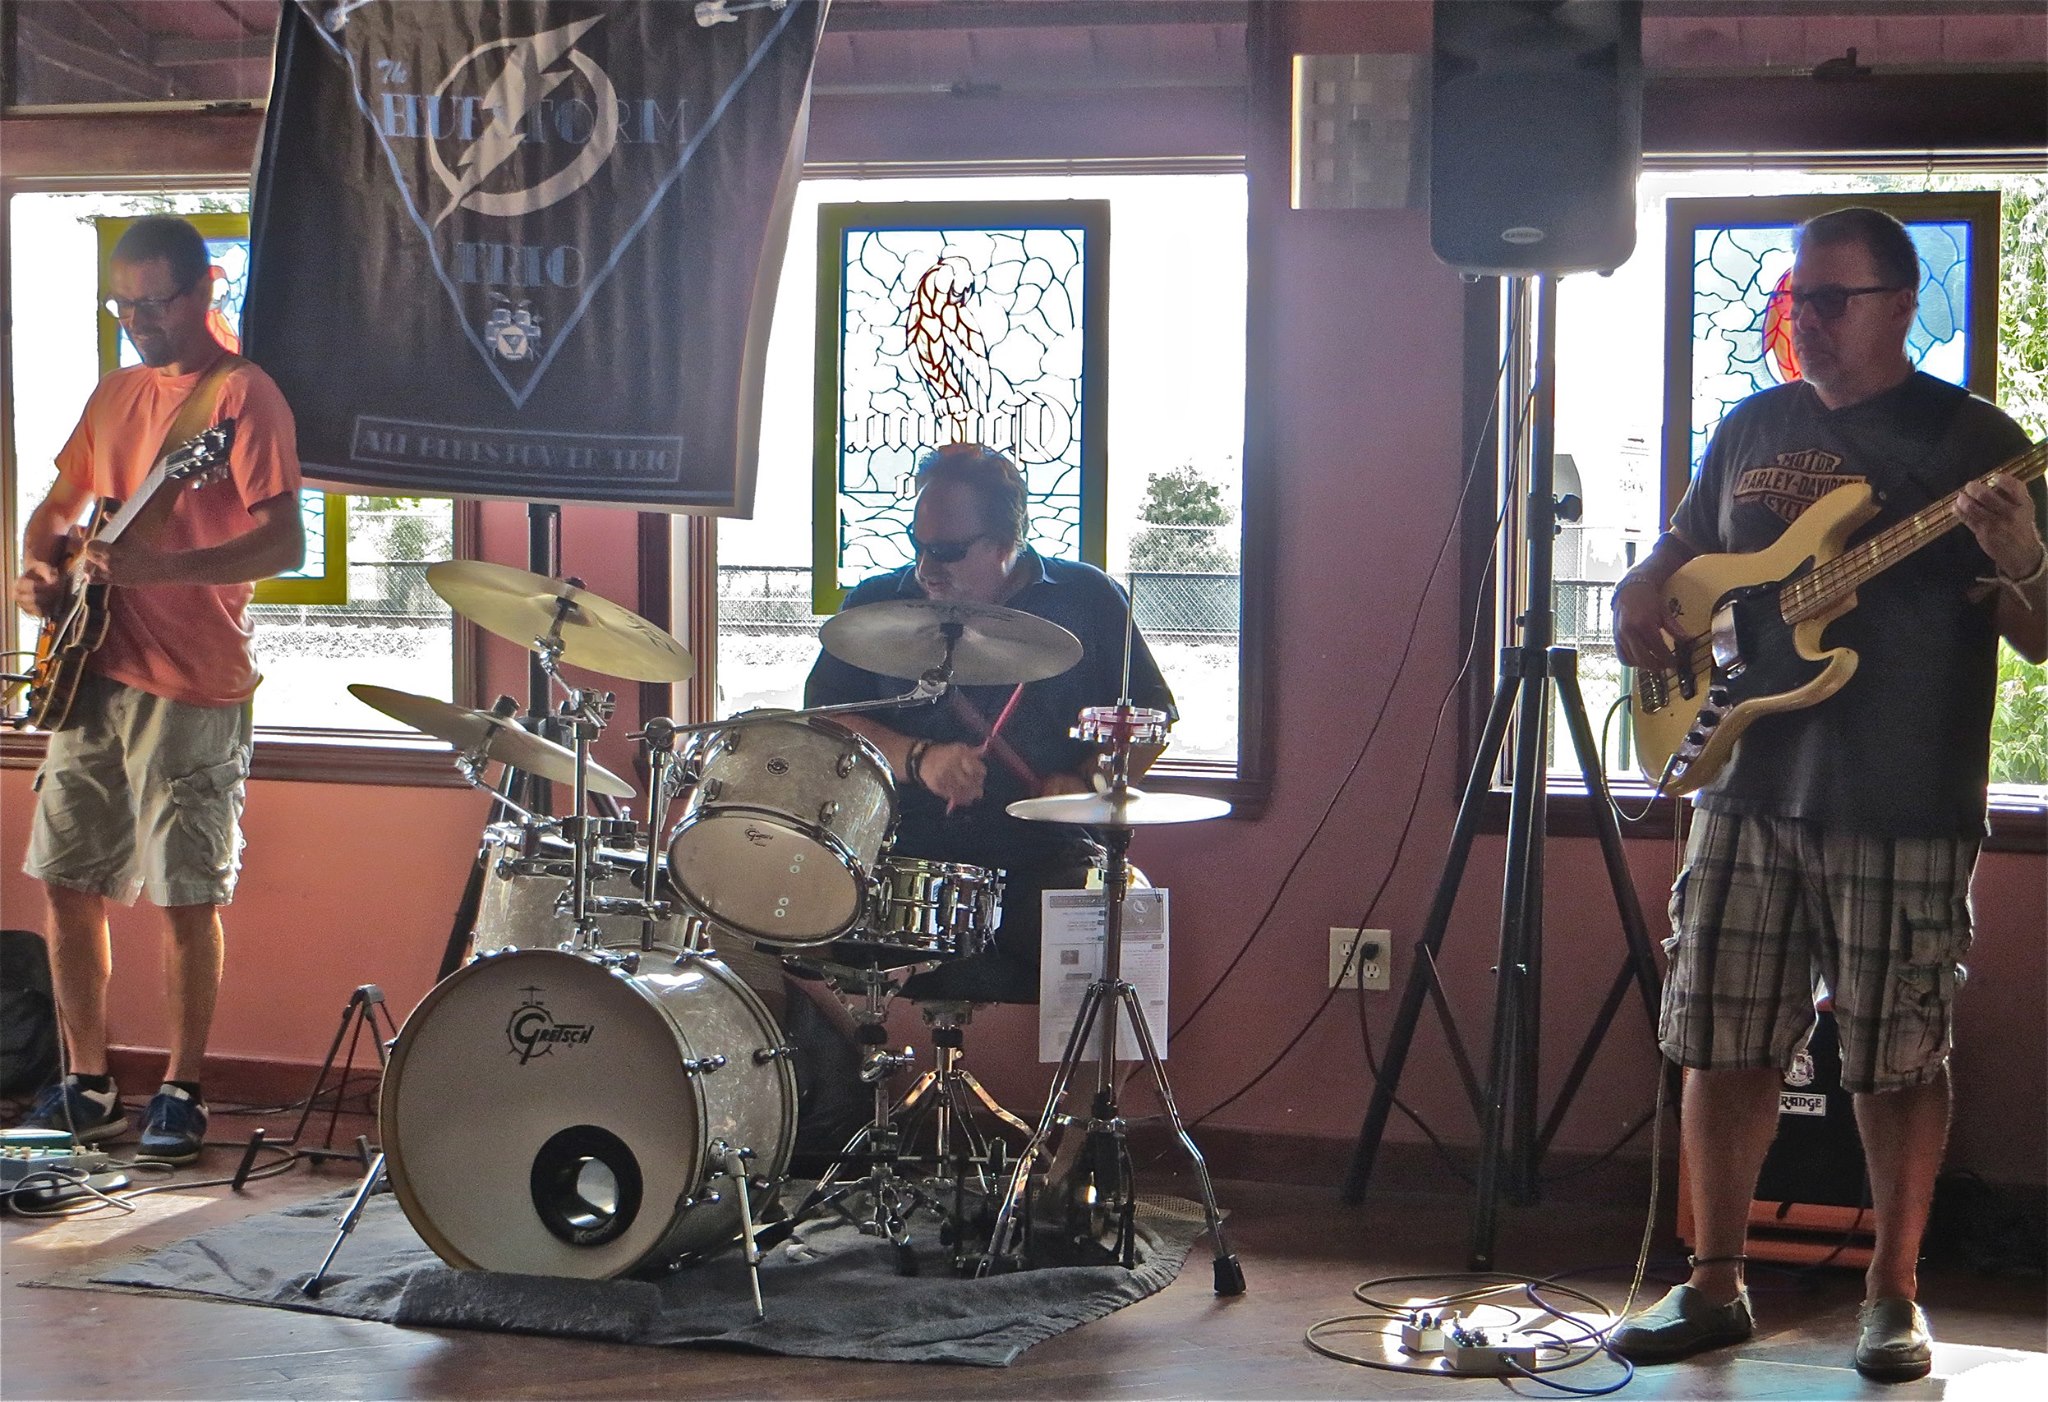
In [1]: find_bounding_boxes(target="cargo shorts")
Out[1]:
[24,673,252,908]
[1657,807,1977,1095]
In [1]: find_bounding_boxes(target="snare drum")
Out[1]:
[473,823,703,957]
[833,857,1003,966]
[381,947,796,1279]
[665,713,896,946]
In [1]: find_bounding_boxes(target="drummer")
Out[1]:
[806,443,1176,1004]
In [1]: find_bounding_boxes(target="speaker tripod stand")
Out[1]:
[1339,274,1665,1270]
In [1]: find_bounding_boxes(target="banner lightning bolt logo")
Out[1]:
[429,16,617,226]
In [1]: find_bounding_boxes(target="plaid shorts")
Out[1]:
[24,673,252,908]
[1658,807,1978,1095]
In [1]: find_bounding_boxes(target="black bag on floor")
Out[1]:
[0,929,59,1098]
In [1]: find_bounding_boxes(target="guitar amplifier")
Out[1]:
[1679,1008,1874,1267]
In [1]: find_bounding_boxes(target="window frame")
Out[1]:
[696,154,1272,811]
[1,162,479,788]
[1459,154,2047,853]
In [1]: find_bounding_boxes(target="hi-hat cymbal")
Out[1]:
[820,598,1083,686]
[348,684,636,798]
[426,561,693,683]
[1007,786,1231,828]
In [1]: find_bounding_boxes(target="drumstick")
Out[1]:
[978,684,1026,755]
[947,684,1027,814]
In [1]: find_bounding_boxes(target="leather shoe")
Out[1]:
[1856,1298,1933,1382]
[1608,1284,1754,1363]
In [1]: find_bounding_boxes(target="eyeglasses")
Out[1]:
[104,272,205,321]
[911,533,989,565]
[1770,284,1905,320]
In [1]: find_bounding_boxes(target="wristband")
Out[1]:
[906,738,933,789]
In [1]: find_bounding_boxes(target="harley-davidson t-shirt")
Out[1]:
[1667,373,2038,836]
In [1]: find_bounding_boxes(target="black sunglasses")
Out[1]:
[1771,283,1905,320]
[104,270,207,321]
[911,533,989,565]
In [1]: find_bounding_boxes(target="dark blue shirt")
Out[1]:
[805,548,1177,868]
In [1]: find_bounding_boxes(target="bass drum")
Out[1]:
[380,948,795,1279]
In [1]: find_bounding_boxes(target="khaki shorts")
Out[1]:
[1658,807,1977,1095]
[24,673,252,908]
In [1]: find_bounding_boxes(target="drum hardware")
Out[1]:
[302,1149,391,1298]
[757,971,1024,1276]
[980,702,1244,1295]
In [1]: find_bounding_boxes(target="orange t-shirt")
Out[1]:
[55,353,302,708]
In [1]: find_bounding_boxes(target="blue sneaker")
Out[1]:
[18,1078,129,1144]
[136,1084,208,1165]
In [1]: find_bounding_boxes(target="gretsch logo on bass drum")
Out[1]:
[506,984,595,1065]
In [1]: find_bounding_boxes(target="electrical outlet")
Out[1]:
[1329,928,1392,991]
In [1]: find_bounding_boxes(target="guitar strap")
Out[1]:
[121,351,247,543]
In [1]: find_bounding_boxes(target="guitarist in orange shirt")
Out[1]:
[1607,207,2046,1381]
[10,216,303,1167]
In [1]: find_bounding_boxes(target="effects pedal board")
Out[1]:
[1,1130,124,1210]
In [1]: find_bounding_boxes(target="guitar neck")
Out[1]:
[1784,440,2048,624]
[94,460,177,549]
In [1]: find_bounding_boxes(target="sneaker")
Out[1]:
[18,1077,129,1144]
[1856,1298,1933,1382]
[1608,1284,1755,1363]
[136,1084,208,1166]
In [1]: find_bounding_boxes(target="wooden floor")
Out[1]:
[4,1112,2044,1400]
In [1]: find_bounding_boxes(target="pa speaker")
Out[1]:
[1429,1,1642,275]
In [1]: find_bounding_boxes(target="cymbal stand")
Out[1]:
[980,734,1244,1293]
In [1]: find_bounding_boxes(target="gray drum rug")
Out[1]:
[83,1186,1208,1367]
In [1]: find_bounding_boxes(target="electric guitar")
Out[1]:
[1631,437,2047,794]
[12,421,237,731]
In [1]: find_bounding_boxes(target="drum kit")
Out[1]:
[308,560,1242,1309]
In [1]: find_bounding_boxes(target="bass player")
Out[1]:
[9,215,303,1165]
[1607,206,2045,1380]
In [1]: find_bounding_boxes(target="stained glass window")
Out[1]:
[1664,193,1999,491]
[95,213,347,603]
[813,200,1109,611]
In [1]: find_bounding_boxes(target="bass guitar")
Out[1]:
[1631,437,2046,794]
[13,421,237,731]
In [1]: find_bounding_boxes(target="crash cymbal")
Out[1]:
[820,598,1083,686]
[348,684,636,798]
[1007,786,1231,828]
[426,561,693,683]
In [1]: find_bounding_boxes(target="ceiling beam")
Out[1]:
[825,1,1247,32]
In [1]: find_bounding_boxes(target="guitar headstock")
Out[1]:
[164,419,238,489]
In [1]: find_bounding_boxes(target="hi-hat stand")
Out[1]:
[1339,274,1665,1269]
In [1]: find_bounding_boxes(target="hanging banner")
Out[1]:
[243,0,825,513]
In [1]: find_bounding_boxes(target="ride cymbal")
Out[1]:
[426,561,693,683]
[348,684,636,798]
[820,598,1083,686]
[1007,786,1230,828]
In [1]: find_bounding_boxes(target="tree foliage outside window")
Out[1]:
[1130,462,1237,574]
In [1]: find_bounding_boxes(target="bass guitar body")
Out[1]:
[1632,482,1878,794]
